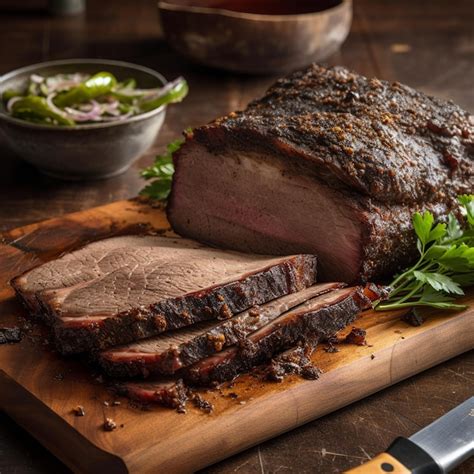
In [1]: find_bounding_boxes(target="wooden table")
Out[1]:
[0,1,472,472]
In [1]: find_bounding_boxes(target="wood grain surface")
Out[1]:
[0,200,473,473]
[0,0,473,473]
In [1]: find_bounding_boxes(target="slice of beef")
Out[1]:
[12,235,317,354]
[167,64,473,282]
[11,235,159,314]
[98,282,342,377]
[184,286,369,385]
[118,378,188,411]
[118,287,370,407]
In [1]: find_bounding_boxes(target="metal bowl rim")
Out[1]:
[157,0,350,22]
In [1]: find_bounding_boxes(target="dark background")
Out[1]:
[0,1,473,473]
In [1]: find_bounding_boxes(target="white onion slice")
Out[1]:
[30,74,45,84]
[7,96,22,112]
[97,111,133,122]
[46,93,71,119]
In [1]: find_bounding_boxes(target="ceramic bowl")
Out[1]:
[158,0,352,74]
[0,59,167,180]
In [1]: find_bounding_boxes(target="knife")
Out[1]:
[346,396,474,473]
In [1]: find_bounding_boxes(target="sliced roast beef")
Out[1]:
[167,64,473,282]
[12,235,317,354]
[98,282,342,377]
[11,235,154,313]
[119,378,188,410]
[185,286,368,385]
[120,286,368,407]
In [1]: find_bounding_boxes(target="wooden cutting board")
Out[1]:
[0,199,472,474]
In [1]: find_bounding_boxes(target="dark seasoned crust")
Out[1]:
[117,379,188,410]
[184,286,368,385]
[359,199,451,280]
[193,64,473,205]
[51,255,317,354]
[168,65,472,282]
[97,283,342,378]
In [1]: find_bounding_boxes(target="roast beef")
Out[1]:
[120,286,368,406]
[98,282,342,377]
[11,235,146,314]
[167,64,473,282]
[119,378,188,410]
[12,235,317,354]
[184,286,368,384]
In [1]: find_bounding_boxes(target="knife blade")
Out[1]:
[345,396,474,473]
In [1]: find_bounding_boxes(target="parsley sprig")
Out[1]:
[375,195,474,311]
[139,137,184,200]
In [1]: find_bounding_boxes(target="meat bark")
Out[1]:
[168,64,473,282]
[184,286,369,385]
[120,286,369,407]
[118,378,188,411]
[98,282,342,377]
[264,343,321,382]
[12,235,317,354]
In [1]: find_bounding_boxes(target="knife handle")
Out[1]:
[345,452,410,473]
[345,437,442,474]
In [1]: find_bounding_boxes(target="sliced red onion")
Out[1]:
[156,76,185,97]
[46,73,89,93]
[64,100,101,122]
[100,99,120,116]
[138,77,186,103]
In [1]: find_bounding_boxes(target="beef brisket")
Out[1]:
[11,235,148,314]
[264,344,321,382]
[119,286,368,407]
[98,282,342,377]
[118,378,188,410]
[168,64,473,282]
[184,286,368,385]
[12,235,317,354]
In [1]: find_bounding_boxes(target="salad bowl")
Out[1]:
[0,59,172,180]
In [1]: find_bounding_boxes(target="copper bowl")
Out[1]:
[158,0,352,74]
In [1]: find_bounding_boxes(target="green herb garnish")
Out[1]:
[375,195,474,311]
[139,136,186,200]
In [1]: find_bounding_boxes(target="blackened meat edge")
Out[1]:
[118,285,381,407]
[98,283,342,378]
[184,286,369,385]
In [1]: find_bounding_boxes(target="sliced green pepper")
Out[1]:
[111,89,146,103]
[27,81,39,96]
[2,89,23,103]
[117,102,134,114]
[138,78,188,113]
[11,96,74,126]
[54,72,117,107]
